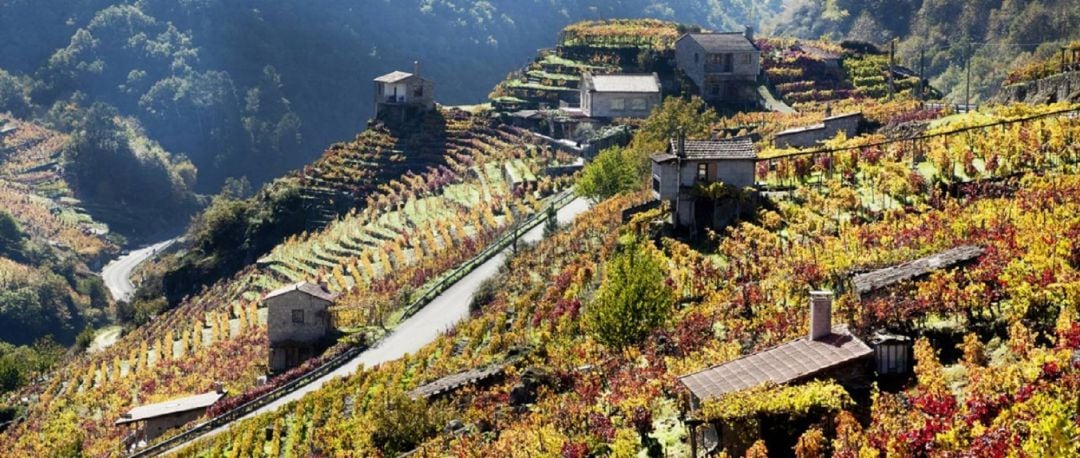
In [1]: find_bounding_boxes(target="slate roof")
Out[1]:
[679,326,872,401]
[264,281,340,302]
[669,137,756,160]
[115,391,225,425]
[584,73,661,93]
[374,71,417,84]
[852,245,984,296]
[407,362,509,400]
[650,152,678,164]
[682,33,758,53]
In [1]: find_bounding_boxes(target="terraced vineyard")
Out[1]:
[0,112,576,456]
[489,19,685,108]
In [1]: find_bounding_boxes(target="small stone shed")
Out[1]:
[115,389,226,446]
[774,112,862,149]
[265,282,339,373]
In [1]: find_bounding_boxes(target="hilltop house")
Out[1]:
[265,282,339,373]
[679,291,873,455]
[373,62,435,121]
[675,28,761,103]
[580,73,662,118]
[774,112,863,149]
[651,136,757,229]
[116,387,226,448]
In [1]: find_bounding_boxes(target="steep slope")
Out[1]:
[171,103,1080,457]
[0,112,575,456]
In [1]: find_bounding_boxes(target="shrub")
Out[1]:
[577,147,639,202]
[584,240,674,348]
[369,391,449,455]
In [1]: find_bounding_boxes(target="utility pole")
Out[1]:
[965,43,971,113]
[888,39,896,100]
[1063,47,1068,74]
[919,49,926,102]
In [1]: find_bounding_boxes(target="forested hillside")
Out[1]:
[0,0,780,191]
[766,0,1080,104]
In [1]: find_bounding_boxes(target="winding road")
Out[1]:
[161,197,592,455]
[101,238,178,302]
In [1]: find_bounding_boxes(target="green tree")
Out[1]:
[629,96,718,159]
[585,240,675,348]
[369,391,449,455]
[0,210,26,260]
[578,147,639,202]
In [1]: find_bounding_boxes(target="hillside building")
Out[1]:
[675,28,761,103]
[651,136,757,229]
[773,112,862,149]
[116,388,226,448]
[579,73,662,118]
[679,291,873,455]
[374,62,435,121]
[265,281,339,373]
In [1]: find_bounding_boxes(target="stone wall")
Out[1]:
[994,71,1080,105]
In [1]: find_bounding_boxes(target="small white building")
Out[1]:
[265,282,339,373]
[373,63,435,120]
[774,112,862,149]
[580,73,662,118]
[651,136,757,228]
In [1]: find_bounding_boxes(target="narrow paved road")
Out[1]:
[102,238,178,302]
[162,197,592,454]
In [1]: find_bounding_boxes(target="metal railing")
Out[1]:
[129,188,578,457]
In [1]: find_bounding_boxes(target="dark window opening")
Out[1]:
[414,85,424,97]
[697,163,708,182]
[652,177,660,193]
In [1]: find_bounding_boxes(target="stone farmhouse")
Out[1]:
[675,28,761,104]
[116,387,226,448]
[579,73,662,119]
[651,136,757,229]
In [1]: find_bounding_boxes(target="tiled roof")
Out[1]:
[853,245,984,295]
[682,33,758,53]
[679,326,872,401]
[264,281,340,302]
[374,71,416,84]
[584,73,661,93]
[407,362,509,400]
[669,137,756,160]
[115,391,225,425]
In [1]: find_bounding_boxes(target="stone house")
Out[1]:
[774,112,862,149]
[675,28,761,103]
[650,136,757,229]
[265,282,339,373]
[679,291,873,455]
[116,388,226,447]
[373,62,435,121]
[579,73,662,118]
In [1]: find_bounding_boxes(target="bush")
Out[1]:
[578,147,639,202]
[584,240,674,348]
[369,391,450,455]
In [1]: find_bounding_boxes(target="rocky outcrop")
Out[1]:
[994,71,1080,105]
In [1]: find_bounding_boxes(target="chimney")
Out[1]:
[212,381,225,394]
[676,127,686,158]
[414,60,420,77]
[744,25,754,42]
[809,291,833,341]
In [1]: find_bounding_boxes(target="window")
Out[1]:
[630,98,648,111]
[610,98,625,111]
[742,53,752,65]
[697,163,708,182]
[652,177,660,193]
[708,54,724,65]
[414,85,424,97]
[694,53,699,64]
[291,309,304,324]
